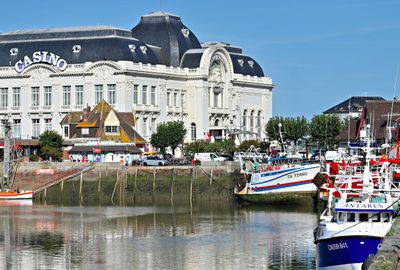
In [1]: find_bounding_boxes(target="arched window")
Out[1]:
[242,110,247,129]
[250,110,254,130]
[191,123,197,141]
[214,119,220,127]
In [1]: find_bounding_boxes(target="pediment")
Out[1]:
[22,64,57,81]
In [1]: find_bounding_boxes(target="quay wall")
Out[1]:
[5,161,240,204]
[365,219,400,269]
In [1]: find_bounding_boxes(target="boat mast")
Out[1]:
[2,121,11,189]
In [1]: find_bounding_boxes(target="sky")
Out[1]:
[2,0,400,119]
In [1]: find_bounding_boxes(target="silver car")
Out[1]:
[141,156,168,166]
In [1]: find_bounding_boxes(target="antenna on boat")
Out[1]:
[278,122,286,153]
[387,65,399,147]
[347,97,351,147]
[2,121,11,190]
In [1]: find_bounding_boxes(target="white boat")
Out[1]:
[314,125,397,269]
[234,146,321,203]
[0,190,33,200]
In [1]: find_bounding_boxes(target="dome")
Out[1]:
[0,26,160,67]
[131,11,202,67]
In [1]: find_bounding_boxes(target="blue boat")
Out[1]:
[314,126,396,269]
[314,200,394,269]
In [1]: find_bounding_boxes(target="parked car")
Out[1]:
[141,156,169,166]
[193,153,226,165]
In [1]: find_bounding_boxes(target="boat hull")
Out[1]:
[237,191,316,204]
[235,164,321,203]
[316,236,382,269]
[0,191,33,200]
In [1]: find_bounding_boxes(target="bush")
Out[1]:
[29,154,39,162]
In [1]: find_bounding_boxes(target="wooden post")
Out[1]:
[134,167,138,202]
[152,170,156,197]
[134,167,138,189]
[210,167,213,186]
[189,167,193,205]
[60,180,64,201]
[79,172,83,203]
[98,170,102,194]
[170,168,175,204]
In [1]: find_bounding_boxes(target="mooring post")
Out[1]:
[170,168,175,204]
[133,167,138,202]
[98,170,102,194]
[189,167,193,205]
[79,172,83,202]
[152,169,156,196]
[60,180,64,201]
[210,167,213,186]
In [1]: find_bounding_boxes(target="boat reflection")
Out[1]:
[0,202,318,270]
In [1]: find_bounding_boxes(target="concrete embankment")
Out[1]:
[5,161,240,204]
[365,219,400,269]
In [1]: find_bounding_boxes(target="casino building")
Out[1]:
[0,12,273,144]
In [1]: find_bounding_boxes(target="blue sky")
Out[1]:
[2,0,400,118]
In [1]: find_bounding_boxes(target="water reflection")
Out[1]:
[0,201,318,270]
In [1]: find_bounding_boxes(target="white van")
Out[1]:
[194,153,226,163]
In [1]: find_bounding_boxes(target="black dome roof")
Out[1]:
[131,12,202,67]
[181,44,264,77]
[0,27,160,67]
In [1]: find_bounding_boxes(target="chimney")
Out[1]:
[82,104,91,121]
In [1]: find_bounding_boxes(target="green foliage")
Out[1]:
[39,130,64,161]
[40,146,63,161]
[266,116,308,143]
[29,154,39,162]
[39,130,64,149]
[309,114,343,150]
[183,139,237,159]
[239,140,260,151]
[150,121,187,155]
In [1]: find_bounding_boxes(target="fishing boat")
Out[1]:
[0,121,33,200]
[314,125,398,270]
[0,190,33,200]
[234,146,321,203]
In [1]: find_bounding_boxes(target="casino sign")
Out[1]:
[14,51,67,73]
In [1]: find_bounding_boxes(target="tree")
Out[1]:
[183,139,237,160]
[39,130,64,161]
[266,116,308,143]
[239,140,260,151]
[150,121,187,156]
[309,114,343,150]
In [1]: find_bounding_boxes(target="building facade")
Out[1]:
[0,12,273,144]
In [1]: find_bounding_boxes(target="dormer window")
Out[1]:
[105,125,119,133]
[181,28,190,37]
[248,60,254,68]
[238,59,244,67]
[140,46,147,54]
[10,48,18,56]
[72,45,81,53]
[128,44,136,52]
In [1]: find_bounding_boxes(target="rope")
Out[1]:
[197,166,232,192]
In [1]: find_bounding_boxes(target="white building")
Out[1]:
[0,12,273,143]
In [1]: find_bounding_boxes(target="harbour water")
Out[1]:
[0,200,319,270]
